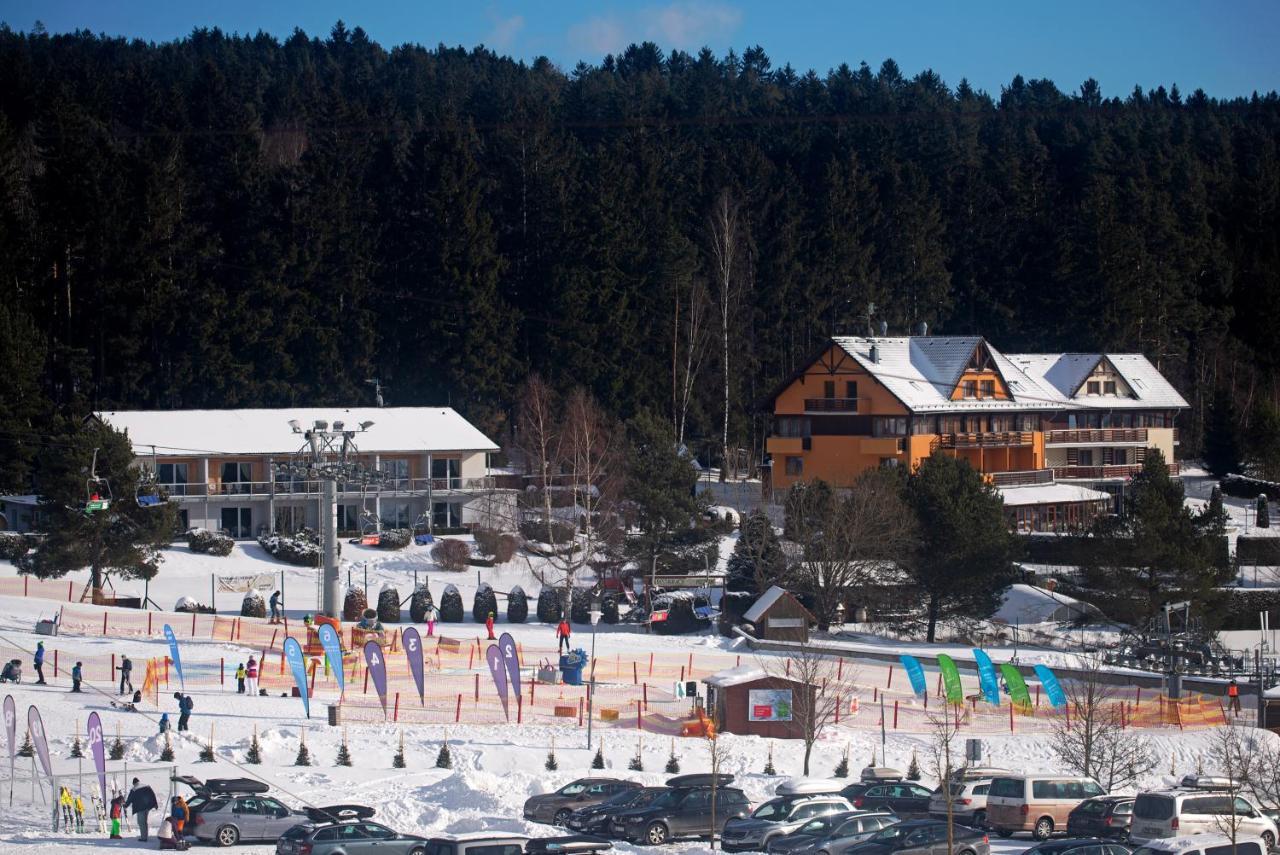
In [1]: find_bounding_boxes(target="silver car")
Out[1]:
[194,794,308,846]
[928,781,992,828]
[276,820,429,855]
[722,797,855,852]
[770,813,898,855]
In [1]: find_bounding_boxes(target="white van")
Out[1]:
[1130,790,1277,846]
[1130,833,1269,855]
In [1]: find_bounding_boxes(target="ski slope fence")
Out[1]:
[0,602,1241,736]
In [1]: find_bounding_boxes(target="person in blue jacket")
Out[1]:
[33,642,45,685]
[70,661,83,693]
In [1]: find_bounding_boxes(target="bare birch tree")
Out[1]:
[672,276,712,448]
[761,644,855,775]
[924,704,962,855]
[515,374,561,536]
[1048,662,1156,792]
[708,189,744,482]
[1207,718,1261,852]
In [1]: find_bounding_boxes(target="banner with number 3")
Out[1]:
[402,628,425,706]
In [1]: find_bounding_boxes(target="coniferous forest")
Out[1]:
[1,24,1279,488]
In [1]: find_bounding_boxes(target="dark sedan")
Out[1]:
[840,820,989,855]
[839,784,935,819]
[1022,838,1133,855]
[768,812,897,855]
[1066,798,1135,840]
[524,780,640,827]
[566,788,666,835]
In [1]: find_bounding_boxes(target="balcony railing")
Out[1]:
[937,431,1035,449]
[1053,463,1180,480]
[159,477,497,499]
[989,468,1055,487]
[1045,429,1148,445]
[804,397,858,413]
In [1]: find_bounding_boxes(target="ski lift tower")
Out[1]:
[274,418,383,619]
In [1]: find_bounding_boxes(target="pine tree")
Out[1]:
[198,741,215,763]
[336,729,353,767]
[592,745,605,769]
[435,739,453,769]
[69,734,83,759]
[295,732,312,767]
[246,727,262,764]
[628,739,644,772]
[545,736,558,771]
[16,730,33,758]
[1204,389,1243,477]
[833,745,849,778]
[764,744,776,775]
[159,733,174,762]
[907,751,921,781]
[393,731,406,769]
[109,727,126,761]
[665,740,680,774]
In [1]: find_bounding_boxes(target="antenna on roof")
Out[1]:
[865,302,877,337]
[365,378,385,408]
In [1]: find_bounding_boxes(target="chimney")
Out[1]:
[870,344,880,364]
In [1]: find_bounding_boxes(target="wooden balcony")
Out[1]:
[804,397,858,413]
[1053,462,1180,480]
[1045,428,1148,445]
[937,431,1035,449]
[989,468,1055,487]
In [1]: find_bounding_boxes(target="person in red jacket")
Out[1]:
[485,612,496,640]
[556,618,571,653]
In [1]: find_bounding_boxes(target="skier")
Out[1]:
[33,641,46,684]
[245,656,259,696]
[60,786,74,831]
[1228,679,1242,714]
[174,692,193,731]
[158,713,170,735]
[124,777,158,842]
[486,611,496,640]
[0,659,19,683]
[235,662,246,694]
[118,655,134,695]
[269,590,283,624]
[424,602,437,637]
[170,795,189,843]
[70,661,83,693]
[110,795,124,839]
[556,618,572,654]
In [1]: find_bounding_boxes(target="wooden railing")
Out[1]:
[1053,463,1180,479]
[804,397,858,412]
[1045,428,1148,444]
[158,477,496,499]
[989,468,1055,487]
[937,431,1035,448]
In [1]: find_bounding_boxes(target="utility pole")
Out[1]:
[275,418,383,619]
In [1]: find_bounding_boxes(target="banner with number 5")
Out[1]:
[363,641,389,718]
[402,627,425,706]
[87,712,107,804]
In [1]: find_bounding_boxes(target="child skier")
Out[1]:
[110,795,124,839]
[245,657,259,695]
[235,663,246,694]
[486,611,496,640]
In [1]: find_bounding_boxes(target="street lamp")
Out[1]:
[587,599,602,750]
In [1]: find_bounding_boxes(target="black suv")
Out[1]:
[567,788,666,835]
[1066,797,1134,840]
[839,783,934,818]
[610,776,751,845]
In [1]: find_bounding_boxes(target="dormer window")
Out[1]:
[962,380,976,398]
[1086,381,1101,395]
[980,380,995,398]
[1104,381,1117,395]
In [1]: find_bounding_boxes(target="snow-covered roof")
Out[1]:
[744,585,792,622]
[97,407,499,456]
[704,664,768,688]
[992,583,1103,624]
[997,483,1113,507]
[817,337,1187,413]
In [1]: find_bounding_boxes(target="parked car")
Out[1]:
[566,788,666,835]
[836,819,989,855]
[1130,789,1277,846]
[1022,838,1134,855]
[195,792,309,846]
[1067,797,1136,840]
[275,806,427,855]
[1129,834,1268,855]
[523,779,641,827]
[986,775,1106,840]
[840,783,934,818]
[174,776,270,824]
[769,812,897,855]
[928,781,993,828]
[610,779,751,845]
[523,835,612,854]
[421,836,529,855]
[721,797,855,852]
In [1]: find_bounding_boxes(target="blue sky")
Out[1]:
[3,0,1278,98]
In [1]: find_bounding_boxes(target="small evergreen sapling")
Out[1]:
[393,731,406,769]
[246,727,262,764]
[336,729,353,767]
[628,739,644,771]
[159,732,174,762]
[763,744,776,775]
[295,731,312,767]
[109,726,126,761]
[545,737,558,771]
[833,744,849,778]
[907,751,921,781]
[17,730,33,758]
[665,740,680,774]
[435,739,453,769]
[592,745,605,769]
[69,726,84,759]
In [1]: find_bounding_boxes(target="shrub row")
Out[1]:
[187,528,234,556]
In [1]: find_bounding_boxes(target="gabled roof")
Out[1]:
[97,407,500,456]
[1006,353,1189,410]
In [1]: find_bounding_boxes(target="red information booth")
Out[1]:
[703,664,814,740]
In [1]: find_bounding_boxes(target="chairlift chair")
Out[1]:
[411,511,434,545]
[136,444,166,507]
[83,448,113,514]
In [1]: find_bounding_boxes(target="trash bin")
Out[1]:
[559,649,588,686]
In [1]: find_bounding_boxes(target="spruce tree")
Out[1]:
[545,737,558,771]
[336,730,353,767]
[833,745,849,778]
[69,734,84,759]
[592,745,605,769]
[159,733,174,762]
[393,731,406,769]
[198,740,215,763]
[16,730,32,758]
[628,740,644,772]
[246,727,262,765]
[435,740,453,769]
[665,740,680,774]
[763,745,776,775]
[907,751,921,781]
[109,727,126,761]
[295,732,312,767]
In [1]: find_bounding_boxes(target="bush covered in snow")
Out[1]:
[431,539,470,572]
[439,584,464,622]
[377,585,401,623]
[187,528,234,556]
[473,528,520,563]
[507,585,528,623]
[257,531,322,567]
[536,587,562,623]
[174,596,213,614]
[0,532,32,561]
[409,585,434,623]
[472,583,498,623]
[519,519,576,545]
[375,528,411,550]
[343,588,368,622]
[241,590,267,618]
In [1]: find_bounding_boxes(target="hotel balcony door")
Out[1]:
[433,502,462,529]
[221,507,252,538]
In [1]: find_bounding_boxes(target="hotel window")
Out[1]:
[1104,380,1117,395]
[1018,414,1038,431]
[776,416,811,438]
[1078,449,1094,466]
[962,380,976,398]
[845,381,858,400]
[383,458,411,488]
[220,462,253,494]
[785,456,803,476]
[1087,381,1101,395]
[911,416,938,435]
[980,380,995,398]
[873,417,907,437]
[157,462,189,496]
[823,381,835,399]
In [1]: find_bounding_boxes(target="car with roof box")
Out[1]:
[1021,837,1134,855]
[421,835,530,855]
[196,788,309,846]
[929,780,994,828]
[523,779,640,827]
[721,796,854,852]
[839,782,934,818]
[522,835,612,854]
[1129,833,1268,855]
[609,774,750,845]
[275,806,427,855]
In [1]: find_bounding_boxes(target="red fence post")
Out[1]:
[393,692,400,723]
[648,652,654,676]
[736,655,741,667]
[280,649,286,675]
[474,673,480,702]
[1010,701,1015,732]
[68,581,74,602]
[111,653,116,684]
[874,687,878,703]
[1035,685,1041,707]
[835,695,841,724]
[220,658,225,687]
[54,650,59,678]
[680,666,685,683]
[147,612,153,636]
[785,659,790,677]
[309,660,318,694]
[837,658,843,680]
[578,697,584,726]
[165,656,170,687]
[363,668,370,695]
[103,611,109,636]
[517,697,523,724]
[887,664,893,688]
[191,610,197,638]
[468,645,475,670]
[455,693,462,722]
[893,700,899,729]
[687,653,693,674]
[633,661,638,685]
[1135,686,1141,708]
[643,683,648,710]
[23,577,28,597]
[637,703,642,730]
[530,680,536,706]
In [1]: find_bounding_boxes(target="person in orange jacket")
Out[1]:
[556,618,571,653]
[485,612,496,640]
